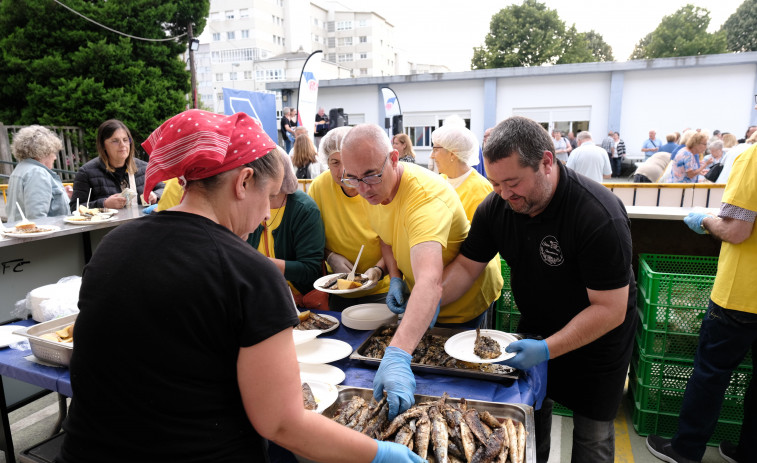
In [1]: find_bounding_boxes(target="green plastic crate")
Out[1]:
[552,402,573,417]
[630,348,750,423]
[495,259,520,333]
[636,254,718,331]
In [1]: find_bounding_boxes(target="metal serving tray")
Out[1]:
[350,323,521,383]
[14,313,77,367]
[325,386,536,463]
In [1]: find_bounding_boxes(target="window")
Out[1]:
[212,33,221,41]
[225,10,234,20]
[215,73,223,81]
[408,126,433,148]
[210,11,220,21]
[358,20,367,27]
[256,69,284,81]
[327,21,335,32]
[211,48,269,63]
[338,53,353,62]
[359,36,367,43]
[327,37,336,48]
[336,21,352,31]
[227,31,235,40]
[359,52,367,59]
[327,53,336,62]
[230,72,238,81]
[360,68,368,75]
[313,35,320,43]
[240,8,249,18]
[338,37,353,46]
[241,29,249,38]
[217,93,224,102]
[244,70,253,79]
[314,18,318,26]
[282,38,285,47]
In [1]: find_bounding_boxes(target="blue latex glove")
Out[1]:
[142,204,159,214]
[502,339,550,370]
[372,440,427,463]
[373,346,415,420]
[429,303,441,328]
[386,277,409,314]
[683,212,710,234]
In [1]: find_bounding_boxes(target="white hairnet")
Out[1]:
[317,126,352,165]
[431,123,480,166]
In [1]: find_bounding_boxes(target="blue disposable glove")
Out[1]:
[684,212,710,234]
[142,204,159,214]
[502,339,550,370]
[386,277,409,314]
[372,440,427,463]
[429,303,441,329]
[373,346,415,420]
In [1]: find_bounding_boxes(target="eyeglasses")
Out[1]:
[108,138,131,146]
[341,155,389,187]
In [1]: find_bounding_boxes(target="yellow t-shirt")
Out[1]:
[308,171,389,297]
[710,144,757,314]
[442,170,494,223]
[368,163,503,323]
[156,178,184,212]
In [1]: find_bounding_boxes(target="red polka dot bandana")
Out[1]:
[142,110,274,200]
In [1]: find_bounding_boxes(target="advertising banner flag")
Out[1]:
[223,88,278,143]
[296,50,323,142]
[381,87,402,135]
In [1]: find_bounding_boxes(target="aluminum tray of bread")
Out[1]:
[14,313,77,367]
[324,386,535,463]
[350,324,521,383]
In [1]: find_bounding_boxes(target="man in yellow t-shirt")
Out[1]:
[646,143,757,462]
[340,124,503,420]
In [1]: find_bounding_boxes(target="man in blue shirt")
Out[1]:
[641,130,662,160]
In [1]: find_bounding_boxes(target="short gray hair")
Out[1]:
[317,126,351,165]
[483,116,553,170]
[576,131,592,142]
[708,140,724,151]
[11,125,62,161]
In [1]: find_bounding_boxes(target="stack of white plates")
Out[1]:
[341,303,397,330]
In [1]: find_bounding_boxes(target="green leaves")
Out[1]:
[721,0,757,52]
[471,0,614,69]
[629,4,727,59]
[0,0,209,159]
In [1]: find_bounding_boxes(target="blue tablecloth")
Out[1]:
[0,319,72,397]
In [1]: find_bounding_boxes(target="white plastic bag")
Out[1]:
[12,276,81,322]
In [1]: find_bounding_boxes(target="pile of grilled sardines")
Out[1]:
[361,325,514,374]
[331,393,526,463]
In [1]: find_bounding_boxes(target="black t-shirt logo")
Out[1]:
[539,235,564,266]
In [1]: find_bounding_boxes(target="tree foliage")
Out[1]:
[721,0,757,52]
[0,0,209,156]
[471,0,613,69]
[629,4,727,59]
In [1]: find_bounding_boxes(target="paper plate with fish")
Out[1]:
[444,329,518,364]
[313,273,377,294]
[301,380,338,414]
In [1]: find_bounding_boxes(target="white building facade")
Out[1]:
[267,52,757,167]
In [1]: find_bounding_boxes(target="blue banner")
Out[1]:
[222,88,278,143]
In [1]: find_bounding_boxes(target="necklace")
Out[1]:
[266,195,288,228]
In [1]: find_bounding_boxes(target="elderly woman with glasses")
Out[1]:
[5,125,71,222]
[69,119,163,211]
[308,127,390,311]
[662,131,713,183]
[430,121,491,222]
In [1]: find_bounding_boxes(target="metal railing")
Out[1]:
[0,124,87,182]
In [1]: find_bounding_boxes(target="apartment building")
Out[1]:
[196,0,399,113]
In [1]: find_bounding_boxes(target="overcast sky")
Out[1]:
[358,0,746,71]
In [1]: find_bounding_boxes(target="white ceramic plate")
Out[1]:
[292,329,321,346]
[297,313,339,334]
[444,329,518,364]
[313,274,376,294]
[341,303,397,330]
[299,363,346,385]
[2,225,60,238]
[302,380,339,414]
[295,338,353,364]
[64,216,116,224]
[0,326,26,348]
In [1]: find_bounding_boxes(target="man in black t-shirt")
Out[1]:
[441,116,636,463]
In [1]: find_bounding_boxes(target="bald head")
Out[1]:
[342,124,392,156]
[340,124,399,205]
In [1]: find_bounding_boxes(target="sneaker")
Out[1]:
[646,435,699,463]
[718,441,739,463]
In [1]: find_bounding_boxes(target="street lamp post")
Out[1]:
[188,23,200,109]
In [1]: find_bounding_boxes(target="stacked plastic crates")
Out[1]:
[631,254,753,446]
[495,259,573,417]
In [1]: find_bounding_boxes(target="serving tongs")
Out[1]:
[346,245,364,282]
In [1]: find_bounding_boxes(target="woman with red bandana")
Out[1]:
[57,110,422,463]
